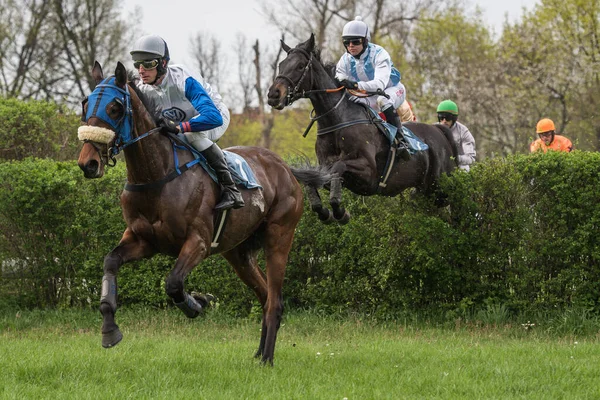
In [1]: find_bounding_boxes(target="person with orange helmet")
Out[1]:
[530,118,573,153]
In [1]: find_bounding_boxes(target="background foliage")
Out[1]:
[2,153,598,319]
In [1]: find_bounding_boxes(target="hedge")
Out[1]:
[0,98,81,161]
[1,152,599,317]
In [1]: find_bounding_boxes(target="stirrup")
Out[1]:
[396,141,411,161]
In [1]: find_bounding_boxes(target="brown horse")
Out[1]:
[77,61,327,365]
[267,34,458,223]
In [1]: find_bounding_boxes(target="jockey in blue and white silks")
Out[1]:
[136,64,230,153]
[131,34,244,210]
[335,16,410,160]
[335,42,406,111]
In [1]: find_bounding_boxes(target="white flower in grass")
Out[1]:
[316,352,321,356]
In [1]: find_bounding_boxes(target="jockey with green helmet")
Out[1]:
[335,16,410,160]
[436,100,476,171]
[130,34,244,210]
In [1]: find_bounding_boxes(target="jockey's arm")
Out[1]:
[179,77,223,133]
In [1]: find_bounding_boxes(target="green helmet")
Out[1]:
[437,100,458,115]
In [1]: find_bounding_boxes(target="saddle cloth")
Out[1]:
[370,109,429,154]
[176,134,262,189]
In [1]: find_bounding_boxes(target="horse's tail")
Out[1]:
[290,164,333,188]
[435,123,459,167]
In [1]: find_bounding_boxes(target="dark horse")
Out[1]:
[268,34,458,223]
[78,61,325,365]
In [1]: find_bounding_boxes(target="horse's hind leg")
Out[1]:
[329,173,351,224]
[223,243,268,357]
[165,236,210,318]
[306,184,335,224]
[260,217,300,365]
[100,229,155,348]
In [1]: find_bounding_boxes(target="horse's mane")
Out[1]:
[127,71,161,123]
[299,40,336,80]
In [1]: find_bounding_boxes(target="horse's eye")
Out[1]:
[297,63,306,71]
[106,100,123,119]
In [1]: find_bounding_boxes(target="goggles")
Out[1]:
[437,113,455,122]
[133,59,160,70]
[539,131,554,137]
[343,38,363,47]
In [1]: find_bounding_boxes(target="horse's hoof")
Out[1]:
[318,209,336,225]
[335,211,351,225]
[191,292,215,308]
[102,328,123,348]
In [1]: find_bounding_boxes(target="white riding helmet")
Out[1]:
[130,34,170,61]
[342,16,371,40]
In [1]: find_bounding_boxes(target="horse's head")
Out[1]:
[78,61,133,178]
[267,34,320,110]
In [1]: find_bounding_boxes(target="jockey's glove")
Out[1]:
[158,117,180,134]
[337,79,359,90]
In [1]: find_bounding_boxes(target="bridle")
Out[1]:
[274,48,315,106]
[79,77,161,168]
[275,47,384,137]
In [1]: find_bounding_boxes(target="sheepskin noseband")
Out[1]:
[78,125,116,144]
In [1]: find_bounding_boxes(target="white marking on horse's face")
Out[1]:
[250,190,266,212]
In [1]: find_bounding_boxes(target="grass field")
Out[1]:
[1,307,599,399]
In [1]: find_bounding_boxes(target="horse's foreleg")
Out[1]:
[306,184,335,224]
[165,236,209,318]
[328,173,351,224]
[100,229,155,348]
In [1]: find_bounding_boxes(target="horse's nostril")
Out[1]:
[82,160,99,177]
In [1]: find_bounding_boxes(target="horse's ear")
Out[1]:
[92,61,104,86]
[281,39,291,54]
[308,33,315,50]
[115,62,127,87]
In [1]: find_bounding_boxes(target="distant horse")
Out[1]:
[268,34,458,223]
[77,61,327,365]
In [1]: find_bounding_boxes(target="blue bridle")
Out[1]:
[84,76,134,157]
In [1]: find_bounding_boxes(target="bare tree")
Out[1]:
[233,34,256,113]
[0,0,54,98]
[260,0,356,58]
[51,0,134,104]
[190,31,225,90]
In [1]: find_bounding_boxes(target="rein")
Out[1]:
[276,48,391,138]
[81,78,204,191]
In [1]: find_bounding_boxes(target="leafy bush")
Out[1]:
[0,98,81,161]
[1,152,599,319]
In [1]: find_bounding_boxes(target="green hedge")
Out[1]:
[0,98,81,161]
[1,152,599,317]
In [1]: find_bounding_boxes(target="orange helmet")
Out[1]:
[536,118,555,133]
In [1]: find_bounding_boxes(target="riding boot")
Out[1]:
[201,144,245,210]
[383,106,411,161]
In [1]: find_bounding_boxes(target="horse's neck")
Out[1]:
[310,64,363,127]
[123,107,175,184]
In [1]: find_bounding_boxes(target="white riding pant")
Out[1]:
[352,82,406,111]
[183,103,230,152]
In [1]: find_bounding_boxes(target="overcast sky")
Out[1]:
[121,0,539,87]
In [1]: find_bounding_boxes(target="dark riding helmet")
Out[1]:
[130,35,171,83]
